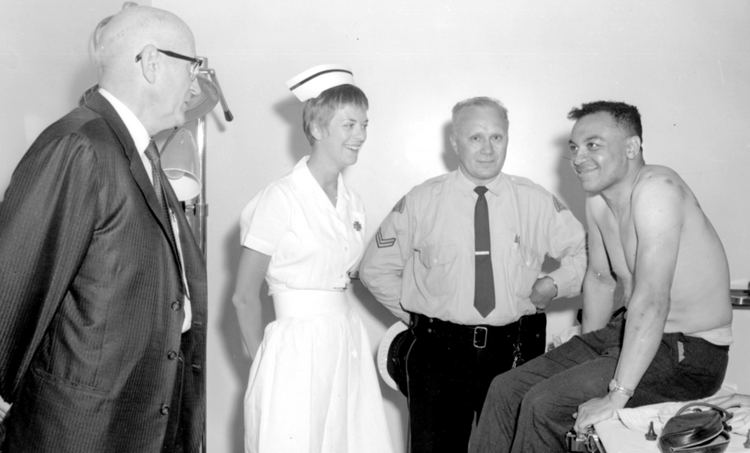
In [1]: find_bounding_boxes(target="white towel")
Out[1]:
[616,384,745,434]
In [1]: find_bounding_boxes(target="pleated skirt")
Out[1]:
[244,289,393,453]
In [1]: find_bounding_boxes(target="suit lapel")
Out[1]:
[82,89,182,267]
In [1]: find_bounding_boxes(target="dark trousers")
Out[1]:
[162,334,189,453]
[405,313,545,453]
[469,313,729,453]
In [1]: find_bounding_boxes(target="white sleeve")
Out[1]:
[239,184,291,256]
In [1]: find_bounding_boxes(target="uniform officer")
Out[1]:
[359,96,586,453]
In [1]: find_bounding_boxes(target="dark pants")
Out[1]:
[469,313,729,453]
[162,334,189,453]
[405,313,545,453]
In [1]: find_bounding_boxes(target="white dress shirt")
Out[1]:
[98,88,192,332]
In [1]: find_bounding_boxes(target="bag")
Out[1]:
[658,402,731,453]
[565,427,607,453]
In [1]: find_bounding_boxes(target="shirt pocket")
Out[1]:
[415,243,458,298]
[509,240,543,301]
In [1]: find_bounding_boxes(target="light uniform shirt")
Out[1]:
[98,88,192,333]
[360,168,586,326]
[240,156,366,294]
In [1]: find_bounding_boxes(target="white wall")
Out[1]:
[0,0,133,197]
[4,1,750,452]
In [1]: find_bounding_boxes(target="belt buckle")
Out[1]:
[473,326,488,349]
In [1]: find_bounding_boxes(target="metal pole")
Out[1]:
[184,116,207,254]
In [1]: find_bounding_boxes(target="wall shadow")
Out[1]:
[70,62,97,107]
[350,279,396,335]
[550,133,588,320]
[552,133,586,224]
[274,97,310,162]
[441,121,459,172]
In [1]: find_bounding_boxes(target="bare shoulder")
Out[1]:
[634,165,689,192]
[631,165,692,209]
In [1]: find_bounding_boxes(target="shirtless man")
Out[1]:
[469,101,732,453]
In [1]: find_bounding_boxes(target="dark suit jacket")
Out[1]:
[0,91,207,452]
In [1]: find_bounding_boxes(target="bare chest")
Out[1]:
[599,211,637,278]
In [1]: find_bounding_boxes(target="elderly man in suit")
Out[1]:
[0,5,207,452]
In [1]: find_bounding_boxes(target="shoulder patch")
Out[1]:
[375,228,396,248]
[391,196,406,214]
[552,196,568,213]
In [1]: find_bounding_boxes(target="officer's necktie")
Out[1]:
[474,186,495,317]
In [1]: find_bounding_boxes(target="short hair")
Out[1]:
[451,97,509,127]
[567,101,643,143]
[302,84,369,145]
[90,4,189,85]
[89,14,114,68]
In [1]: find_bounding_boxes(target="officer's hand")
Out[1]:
[530,276,557,310]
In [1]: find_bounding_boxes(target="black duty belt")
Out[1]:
[410,312,547,367]
[411,313,522,349]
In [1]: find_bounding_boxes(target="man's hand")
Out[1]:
[530,276,557,310]
[573,392,628,434]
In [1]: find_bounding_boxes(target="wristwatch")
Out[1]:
[608,379,634,398]
[549,278,558,298]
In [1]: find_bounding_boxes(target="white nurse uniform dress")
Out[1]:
[240,156,393,453]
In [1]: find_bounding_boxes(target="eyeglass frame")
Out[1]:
[135,48,206,80]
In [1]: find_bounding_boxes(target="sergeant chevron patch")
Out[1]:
[553,196,568,213]
[391,196,405,214]
[375,228,396,248]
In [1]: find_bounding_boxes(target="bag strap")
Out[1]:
[675,402,731,422]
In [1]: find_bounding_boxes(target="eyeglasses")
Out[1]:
[135,48,206,80]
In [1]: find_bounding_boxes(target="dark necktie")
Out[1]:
[145,141,169,214]
[474,186,495,317]
[145,141,192,330]
[144,141,176,245]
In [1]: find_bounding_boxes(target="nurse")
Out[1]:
[233,65,393,453]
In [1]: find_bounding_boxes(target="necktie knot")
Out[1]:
[144,141,168,215]
[474,186,488,196]
[145,141,161,168]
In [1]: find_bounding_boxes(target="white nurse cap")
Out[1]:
[286,64,355,102]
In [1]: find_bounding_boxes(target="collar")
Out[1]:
[294,155,349,204]
[98,88,151,155]
[455,167,505,195]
